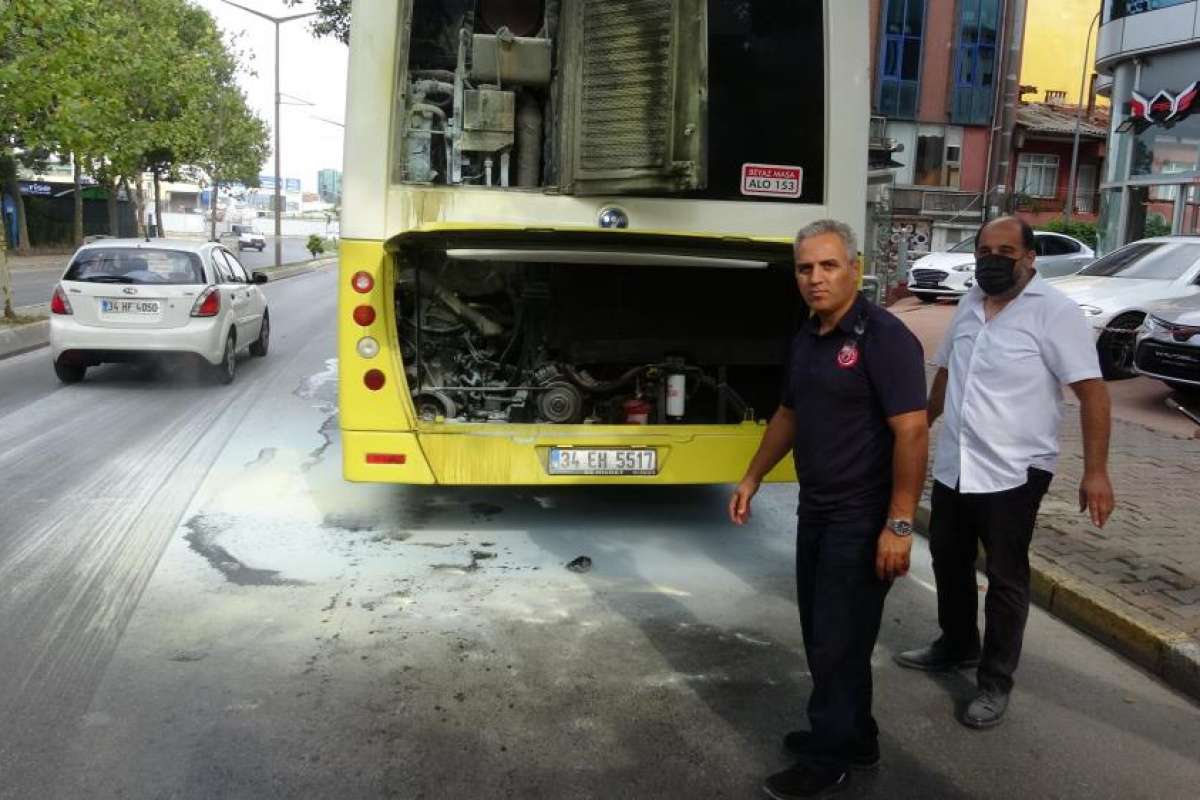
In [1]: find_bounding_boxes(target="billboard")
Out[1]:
[258,176,302,193]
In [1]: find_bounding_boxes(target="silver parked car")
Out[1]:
[1134,294,1200,394]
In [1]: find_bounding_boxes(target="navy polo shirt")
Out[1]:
[780,294,927,522]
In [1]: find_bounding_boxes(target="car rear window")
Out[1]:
[63,248,205,285]
[1078,242,1200,280]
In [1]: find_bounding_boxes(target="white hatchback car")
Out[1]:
[907,231,1094,302]
[50,239,270,384]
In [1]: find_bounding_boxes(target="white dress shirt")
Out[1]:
[933,274,1102,494]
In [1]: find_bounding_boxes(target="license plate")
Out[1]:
[548,448,657,476]
[100,298,160,315]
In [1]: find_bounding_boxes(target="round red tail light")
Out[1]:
[353,304,376,326]
[364,369,386,391]
[351,271,374,293]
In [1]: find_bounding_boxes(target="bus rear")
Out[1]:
[339,0,869,484]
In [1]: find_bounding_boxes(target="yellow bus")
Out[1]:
[339,0,869,485]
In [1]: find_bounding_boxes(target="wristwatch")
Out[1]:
[887,518,915,537]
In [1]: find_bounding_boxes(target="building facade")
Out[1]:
[868,0,1025,281]
[1095,0,1200,253]
[1010,101,1110,226]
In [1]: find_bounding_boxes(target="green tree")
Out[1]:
[191,84,270,241]
[287,0,351,44]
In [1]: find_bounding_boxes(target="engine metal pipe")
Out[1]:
[516,91,543,187]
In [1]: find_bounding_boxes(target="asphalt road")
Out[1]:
[8,237,315,308]
[0,266,1197,799]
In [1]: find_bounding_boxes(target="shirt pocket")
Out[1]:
[975,327,1041,373]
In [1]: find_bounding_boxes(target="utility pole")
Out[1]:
[219,1,315,269]
[1064,8,1103,225]
[987,0,1029,220]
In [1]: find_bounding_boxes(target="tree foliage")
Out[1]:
[0,0,270,246]
[286,0,351,44]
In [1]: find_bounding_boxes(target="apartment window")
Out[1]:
[1110,0,1192,21]
[877,0,925,118]
[952,0,1000,125]
[1016,153,1060,198]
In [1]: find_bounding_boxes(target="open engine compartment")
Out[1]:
[395,249,802,426]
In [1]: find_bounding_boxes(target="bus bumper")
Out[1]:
[342,425,796,485]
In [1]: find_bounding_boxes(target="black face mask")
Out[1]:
[975,254,1019,296]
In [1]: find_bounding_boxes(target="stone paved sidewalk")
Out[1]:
[920,384,1200,700]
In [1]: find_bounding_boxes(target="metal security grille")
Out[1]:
[578,0,674,174]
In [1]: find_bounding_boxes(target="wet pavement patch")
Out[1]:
[469,502,504,519]
[322,512,379,532]
[183,514,305,587]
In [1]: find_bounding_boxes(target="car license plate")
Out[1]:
[548,447,657,476]
[100,298,160,315]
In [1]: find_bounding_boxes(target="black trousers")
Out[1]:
[795,515,890,771]
[929,468,1052,694]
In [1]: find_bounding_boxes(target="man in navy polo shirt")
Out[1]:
[730,219,929,799]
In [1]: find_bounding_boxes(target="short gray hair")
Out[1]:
[794,219,858,264]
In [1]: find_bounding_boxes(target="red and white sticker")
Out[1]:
[740,163,803,198]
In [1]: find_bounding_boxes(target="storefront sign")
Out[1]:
[1118,81,1198,133]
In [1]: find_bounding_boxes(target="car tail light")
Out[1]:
[50,284,73,315]
[366,453,407,465]
[364,369,386,390]
[353,305,376,326]
[191,286,220,317]
[351,271,374,293]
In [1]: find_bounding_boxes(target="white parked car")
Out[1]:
[49,239,270,384]
[907,231,1094,302]
[1133,294,1200,394]
[1048,237,1200,379]
[230,224,265,252]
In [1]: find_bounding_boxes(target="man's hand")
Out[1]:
[729,477,761,525]
[876,528,912,581]
[1079,471,1115,528]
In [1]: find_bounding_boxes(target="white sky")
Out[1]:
[193,0,348,194]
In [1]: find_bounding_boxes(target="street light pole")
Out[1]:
[218,1,315,269]
[1064,8,1103,226]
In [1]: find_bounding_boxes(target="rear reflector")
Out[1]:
[191,286,220,317]
[351,271,374,293]
[364,369,386,390]
[353,304,376,326]
[50,285,73,315]
[366,453,407,465]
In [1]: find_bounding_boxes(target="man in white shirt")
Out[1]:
[895,216,1115,729]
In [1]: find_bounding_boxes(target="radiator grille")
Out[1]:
[579,0,673,173]
[910,269,949,285]
[1135,341,1200,382]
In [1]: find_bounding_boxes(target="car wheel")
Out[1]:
[1097,312,1144,381]
[54,362,86,383]
[249,310,270,357]
[913,292,938,304]
[214,331,237,385]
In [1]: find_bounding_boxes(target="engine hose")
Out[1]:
[563,364,647,394]
[411,69,457,84]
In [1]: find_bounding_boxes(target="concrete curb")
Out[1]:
[0,257,336,361]
[915,503,1200,703]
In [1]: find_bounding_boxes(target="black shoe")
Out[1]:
[962,689,1009,729]
[894,638,980,672]
[781,730,880,771]
[762,765,849,799]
